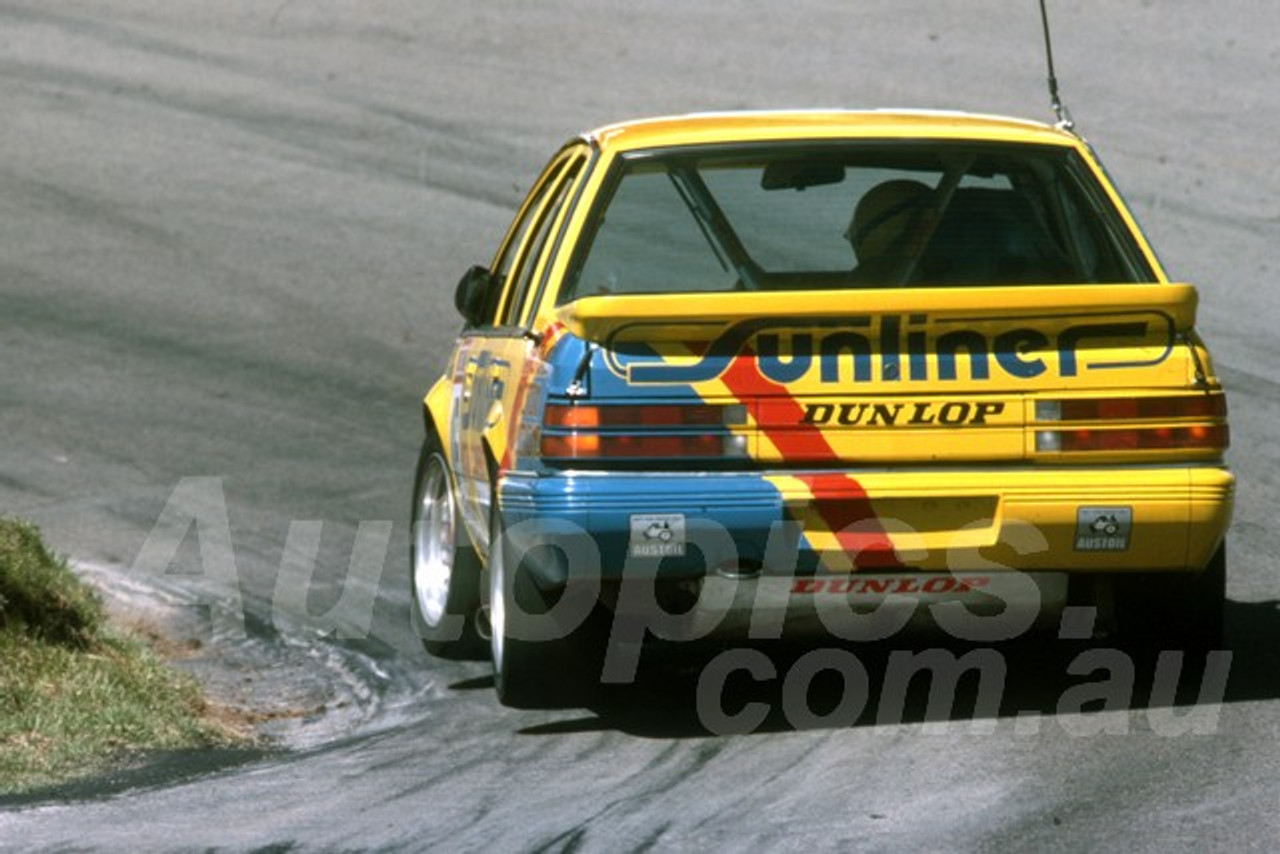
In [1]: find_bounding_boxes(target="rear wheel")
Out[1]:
[488,503,603,709]
[409,436,483,659]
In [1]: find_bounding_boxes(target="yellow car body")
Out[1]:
[412,110,1233,705]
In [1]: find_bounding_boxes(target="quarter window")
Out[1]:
[502,155,585,327]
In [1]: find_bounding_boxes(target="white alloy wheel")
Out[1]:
[413,453,455,628]
[488,509,508,684]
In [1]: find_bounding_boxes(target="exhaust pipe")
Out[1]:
[715,561,762,580]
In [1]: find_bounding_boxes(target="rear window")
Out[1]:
[561,141,1155,301]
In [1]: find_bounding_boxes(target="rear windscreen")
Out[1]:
[561,141,1156,301]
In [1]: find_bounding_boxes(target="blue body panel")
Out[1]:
[498,471,820,585]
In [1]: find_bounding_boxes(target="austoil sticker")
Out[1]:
[629,513,686,558]
[1075,506,1132,551]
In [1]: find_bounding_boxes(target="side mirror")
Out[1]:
[454,265,495,326]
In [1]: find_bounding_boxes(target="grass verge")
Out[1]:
[0,517,242,794]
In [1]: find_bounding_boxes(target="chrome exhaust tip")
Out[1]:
[714,561,762,580]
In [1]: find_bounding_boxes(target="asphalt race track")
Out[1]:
[2,1,1279,850]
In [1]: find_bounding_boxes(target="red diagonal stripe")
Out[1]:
[719,351,833,460]
[716,351,900,569]
[796,474,902,569]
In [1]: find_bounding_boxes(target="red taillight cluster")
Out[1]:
[1048,424,1229,453]
[540,403,745,460]
[541,432,727,459]
[1050,395,1226,422]
[543,404,728,429]
[1034,394,1228,455]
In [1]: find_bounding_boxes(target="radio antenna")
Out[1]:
[1038,0,1075,132]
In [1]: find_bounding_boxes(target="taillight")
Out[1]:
[1036,395,1227,422]
[543,404,734,429]
[540,403,747,460]
[1034,393,1228,455]
[1038,424,1229,453]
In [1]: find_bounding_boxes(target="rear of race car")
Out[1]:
[503,287,1230,644]
[478,113,1234,705]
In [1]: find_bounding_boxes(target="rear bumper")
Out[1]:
[497,465,1233,586]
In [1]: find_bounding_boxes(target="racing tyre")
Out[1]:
[1116,542,1226,653]
[488,504,603,709]
[410,435,484,659]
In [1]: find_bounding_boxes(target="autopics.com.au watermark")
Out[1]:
[130,477,1232,736]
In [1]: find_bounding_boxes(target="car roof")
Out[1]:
[583,109,1080,152]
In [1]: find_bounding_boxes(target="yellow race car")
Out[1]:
[410,110,1233,708]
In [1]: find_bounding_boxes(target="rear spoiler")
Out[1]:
[553,283,1198,343]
